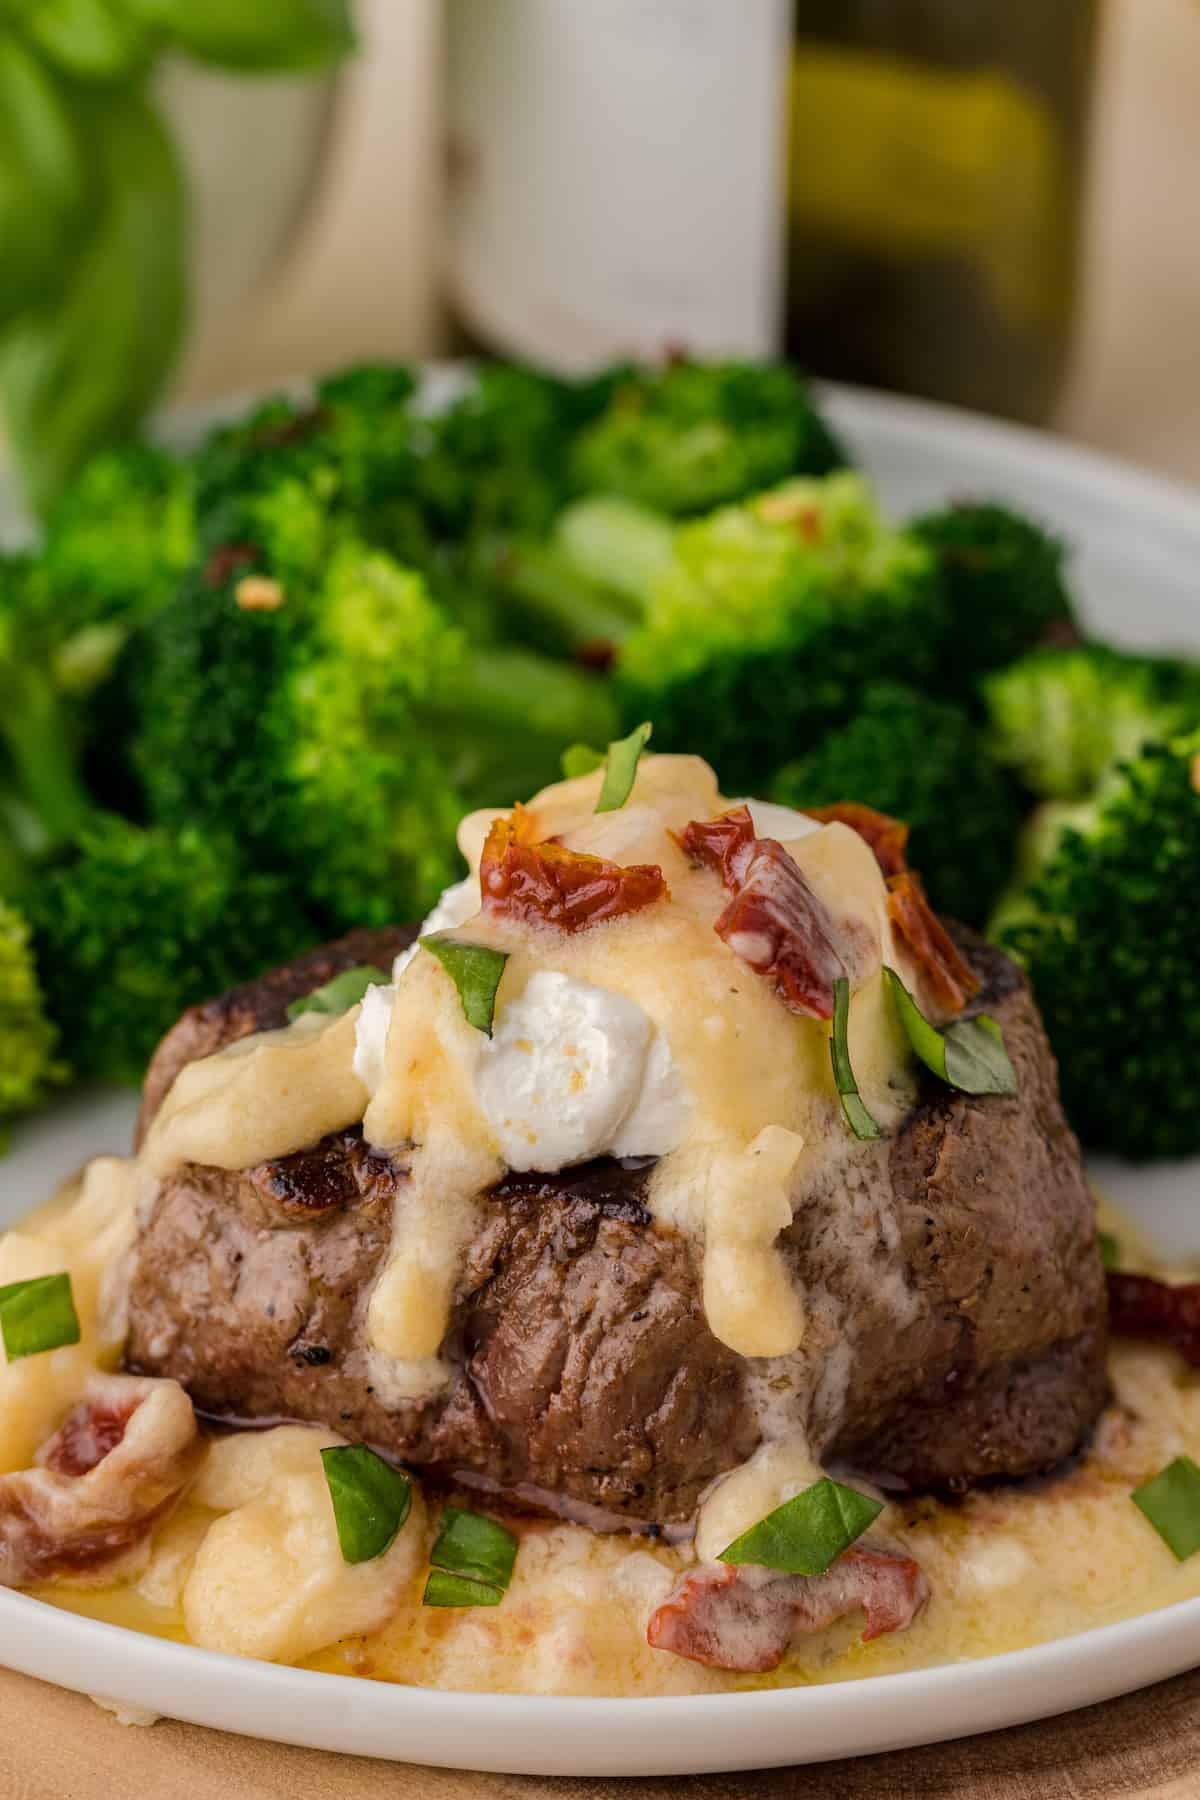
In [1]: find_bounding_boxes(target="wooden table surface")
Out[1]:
[2,1659,1199,1799]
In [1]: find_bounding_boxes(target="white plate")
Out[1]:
[3,383,1200,1775]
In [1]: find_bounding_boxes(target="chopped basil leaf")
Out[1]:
[287,965,391,1023]
[429,1505,518,1590]
[830,976,881,1140]
[561,742,606,780]
[1131,1456,1200,1561]
[321,1444,411,1565]
[596,720,652,813]
[719,1477,883,1577]
[884,968,1017,1097]
[422,1569,504,1608]
[1098,1231,1121,1271]
[421,938,509,1035]
[0,1272,80,1361]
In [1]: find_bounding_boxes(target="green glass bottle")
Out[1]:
[785,1,1099,422]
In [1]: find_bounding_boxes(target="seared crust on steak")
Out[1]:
[125,926,1107,1527]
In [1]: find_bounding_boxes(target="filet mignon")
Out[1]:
[125,926,1107,1530]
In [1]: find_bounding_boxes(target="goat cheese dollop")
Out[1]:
[475,970,688,1172]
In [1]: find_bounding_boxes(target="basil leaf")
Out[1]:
[0,1272,80,1360]
[830,975,880,1140]
[596,721,652,813]
[320,1444,411,1565]
[561,742,605,780]
[422,938,508,1036]
[287,964,390,1023]
[1131,1456,1200,1562]
[0,86,185,510]
[1097,1231,1121,1272]
[429,1505,518,1590]
[123,0,354,70]
[0,34,85,331]
[719,1477,883,1577]
[422,1569,504,1609]
[884,968,1017,1098]
[26,0,152,79]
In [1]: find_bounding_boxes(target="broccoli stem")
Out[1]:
[435,646,621,748]
[498,541,642,657]
[0,666,90,849]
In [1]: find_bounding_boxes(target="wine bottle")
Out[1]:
[784,1,1098,422]
[444,0,1098,423]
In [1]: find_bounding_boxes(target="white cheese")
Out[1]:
[475,970,689,1172]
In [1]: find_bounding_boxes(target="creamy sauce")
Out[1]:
[30,1333,1200,1698]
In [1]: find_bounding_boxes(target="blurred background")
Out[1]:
[2,0,1199,514]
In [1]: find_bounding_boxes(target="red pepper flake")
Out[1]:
[1107,1271,1200,1367]
[480,806,667,933]
[680,806,850,1020]
[886,869,980,1017]
[802,802,910,880]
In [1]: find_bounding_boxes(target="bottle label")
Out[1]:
[788,45,1074,331]
[445,0,792,368]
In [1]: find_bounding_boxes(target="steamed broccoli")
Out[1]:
[910,502,1076,690]
[24,816,317,1086]
[993,731,1200,1159]
[569,359,846,516]
[770,683,1021,924]
[984,645,1200,1158]
[499,473,946,789]
[0,897,62,1141]
[984,644,1200,800]
[131,519,619,931]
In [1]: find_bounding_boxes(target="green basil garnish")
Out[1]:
[0,1272,80,1360]
[1131,1456,1200,1562]
[561,742,606,780]
[884,967,1017,1097]
[320,1444,412,1565]
[831,975,881,1140]
[1098,1231,1121,1271]
[287,964,390,1023]
[422,1505,518,1608]
[719,1477,883,1577]
[421,938,509,1036]
[596,720,652,813]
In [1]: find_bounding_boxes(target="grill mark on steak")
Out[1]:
[125,924,1108,1529]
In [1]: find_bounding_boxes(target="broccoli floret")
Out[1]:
[191,365,423,556]
[31,441,196,640]
[0,555,92,854]
[499,473,945,789]
[569,360,846,516]
[24,815,318,1086]
[909,502,1076,689]
[770,683,1022,924]
[984,645,1200,800]
[0,898,62,1140]
[131,524,619,932]
[992,731,1200,1159]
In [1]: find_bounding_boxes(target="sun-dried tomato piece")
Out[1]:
[886,870,979,1017]
[0,1373,200,1589]
[680,806,850,1020]
[803,803,910,880]
[480,807,667,933]
[647,1546,929,1672]
[1107,1271,1200,1367]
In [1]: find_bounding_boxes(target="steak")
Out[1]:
[125,926,1107,1529]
